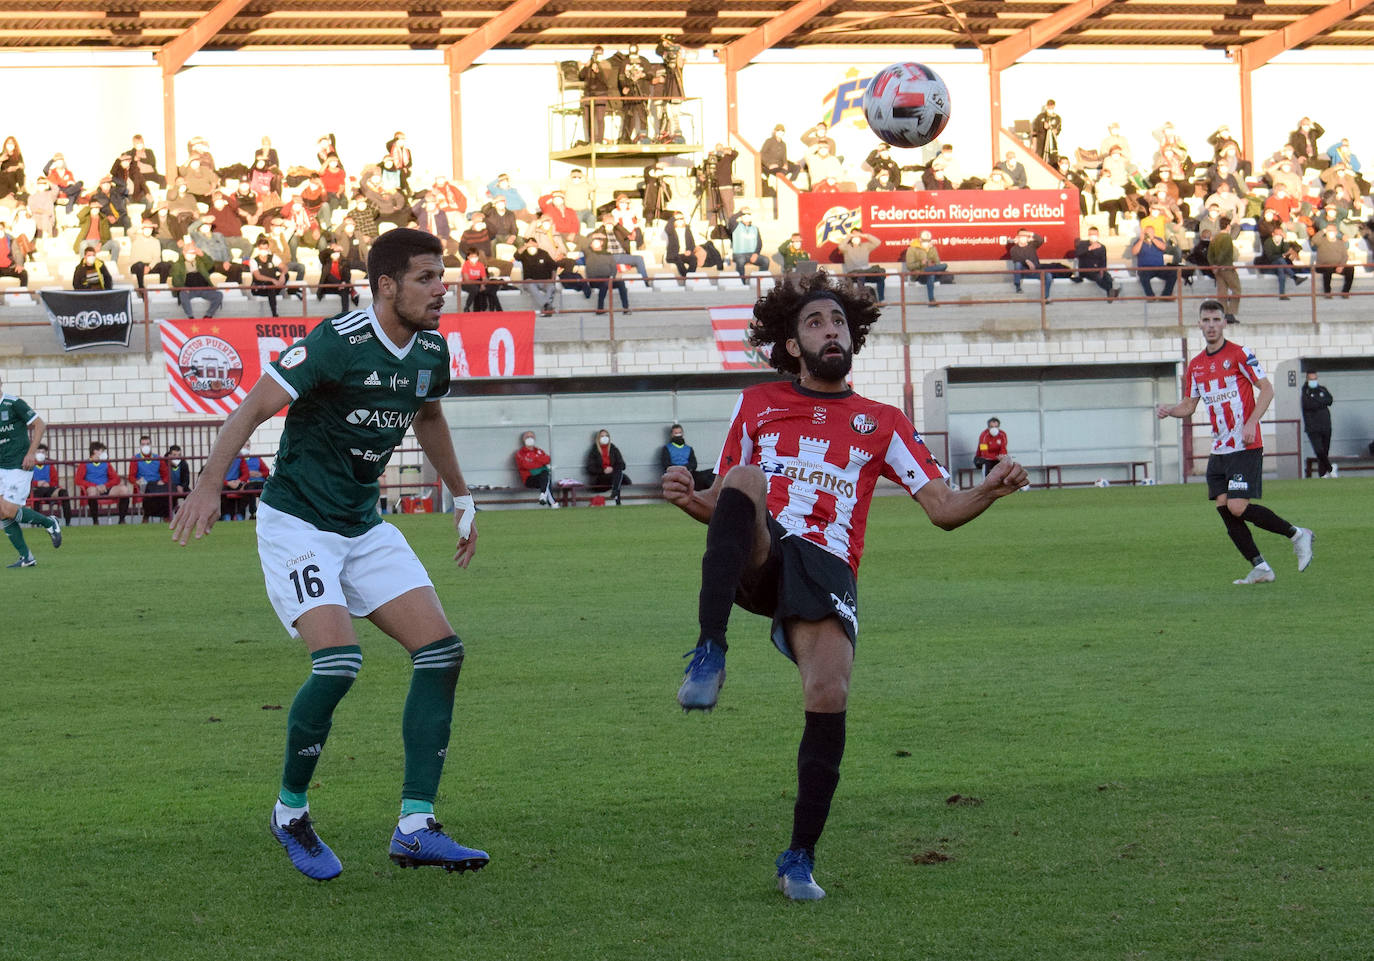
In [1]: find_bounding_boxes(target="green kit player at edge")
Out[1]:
[0,378,63,568]
[172,229,487,882]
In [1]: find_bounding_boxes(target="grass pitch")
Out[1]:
[2,479,1371,960]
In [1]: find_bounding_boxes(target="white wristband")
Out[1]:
[452,493,475,539]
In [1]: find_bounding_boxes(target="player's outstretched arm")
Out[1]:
[662,464,719,525]
[1156,395,1199,420]
[411,401,477,568]
[914,457,1029,531]
[171,375,290,545]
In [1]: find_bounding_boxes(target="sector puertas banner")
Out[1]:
[160,312,536,415]
[798,189,1081,263]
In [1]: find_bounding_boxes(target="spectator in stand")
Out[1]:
[1132,225,1176,300]
[515,431,559,507]
[592,210,652,286]
[933,144,964,187]
[729,208,767,285]
[800,121,838,158]
[331,217,369,273]
[1266,156,1303,198]
[1204,181,1246,224]
[179,139,220,203]
[664,213,722,281]
[1032,99,1062,166]
[460,250,500,311]
[0,136,26,201]
[109,152,150,204]
[539,190,582,238]
[610,194,645,246]
[88,176,129,231]
[71,248,113,290]
[42,153,82,210]
[316,241,361,313]
[1152,123,1191,180]
[1072,226,1119,300]
[127,435,166,522]
[1206,215,1242,324]
[659,423,713,491]
[922,160,955,191]
[29,175,57,239]
[486,173,529,219]
[1320,160,1362,207]
[220,447,250,521]
[75,441,134,524]
[866,144,902,187]
[619,52,651,144]
[248,156,282,206]
[170,239,223,319]
[1207,124,1240,163]
[584,232,629,315]
[412,192,457,259]
[154,444,191,519]
[74,198,120,261]
[0,223,29,290]
[313,134,336,169]
[1324,137,1360,174]
[481,194,520,247]
[264,219,306,296]
[712,143,740,223]
[866,168,898,191]
[562,167,594,227]
[1056,156,1091,214]
[254,135,280,171]
[208,191,252,260]
[385,131,413,195]
[129,217,173,290]
[1206,159,1244,197]
[974,417,1008,477]
[346,190,382,244]
[903,230,948,306]
[579,46,615,145]
[250,240,289,317]
[241,448,271,519]
[994,151,1028,189]
[1313,202,1348,237]
[1288,117,1325,169]
[1256,213,1304,299]
[531,215,576,273]
[514,235,558,316]
[1312,223,1354,298]
[982,169,1012,191]
[1262,183,1302,230]
[762,125,801,183]
[319,154,349,207]
[804,142,843,191]
[840,229,885,302]
[189,220,247,285]
[585,428,629,505]
[1008,229,1053,299]
[777,231,814,285]
[1301,372,1335,478]
[128,134,164,188]
[429,174,467,219]
[459,210,494,261]
[30,443,72,526]
[362,171,410,228]
[298,173,331,231]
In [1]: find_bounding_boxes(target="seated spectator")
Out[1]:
[982,169,1012,191]
[562,167,595,226]
[71,249,113,290]
[362,171,410,228]
[610,194,646,246]
[866,144,902,186]
[220,448,250,521]
[188,220,247,285]
[179,140,220,203]
[1255,213,1305,298]
[1072,227,1120,300]
[0,223,29,289]
[933,144,964,187]
[128,133,164,188]
[584,233,628,314]
[170,239,223,319]
[241,449,270,519]
[1312,223,1354,298]
[319,154,348,206]
[1325,137,1360,173]
[974,417,1009,477]
[777,231,815,284]
[126,435,165,522]
[486,173,529,218]
[430,174,467,218]
[250,240,288,317]
[1204,181,1246,223]
[584,428,629,505]
[459,250,501,312]
[481,194,520,247]
[804,142,843,189]
[298,173,331,228]
[1312,202,1348,236]
[412,192,457,259]
[91,175,130,230]
[922,161,954,191]
[531,215,576,272]
[208,192,252,260]
[660,423,713,490]
[128,217,170,291]
[1320,161,1363,206]
[0,136,25,201]
[903,230,949,306]
[515,430,559,507]
[729,208,768,285]
[29,443,72,526]
[539,190,581,237]
[994,151,1028,189]
[255,135,281,171]
[514,236,558,316]
[761,125,801,184]
[248,156,282,205]
[75,441,133,524]
[664,213,722,280]
[1288,116,1325,169]
[1131,225,1176,300]
[73,198,120,261]
[345,190,381,244]
[29,176,57,239]
[866,168,899,191]
[316,242,361,314]
[592,211,652,286]
[1008,229,1053,300]
[1266,155,1303,197]
[263,220,307,295]
[330,217,369,272]
[839,228,885,301]
[42,153,82,210]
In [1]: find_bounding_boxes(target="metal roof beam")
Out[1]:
[154,0,252,75]
[986,0,1117,72]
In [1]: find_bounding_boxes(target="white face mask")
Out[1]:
[140,444,151,456]
[523,437,535,447]
[35,451,46,463]
[989,427,1001,437]
[598,435,610,446]
[92,452,105,462]
[1308,379,1319,388]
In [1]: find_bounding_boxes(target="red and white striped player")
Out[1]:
[662,271,1027,901]
[1157,299,1314,584]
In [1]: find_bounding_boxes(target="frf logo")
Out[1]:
[822,70,875,127]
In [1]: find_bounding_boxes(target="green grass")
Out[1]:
[2,480,1372,960]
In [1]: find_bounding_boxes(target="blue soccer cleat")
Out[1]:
[677,640,726,711]
[7,554,36,568]
[776,848,826,901]
[270,811,342,881]
[389,818,489,872]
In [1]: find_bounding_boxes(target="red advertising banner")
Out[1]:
[162,312,536,415]
[798,189,1080,263]
[708,306,771,371]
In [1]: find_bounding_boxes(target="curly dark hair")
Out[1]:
[747,269,881,376]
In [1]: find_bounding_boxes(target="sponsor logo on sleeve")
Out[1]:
[279,345,307,370]
[416,369,433,397]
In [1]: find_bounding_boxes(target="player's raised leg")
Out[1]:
[369,587,489,873]
[678,464,771,711]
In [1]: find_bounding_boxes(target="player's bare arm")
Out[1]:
[914,456,1028,530]
[21,415,46,470]
[411,400,477,568]
[662,464,721,524]
[1156,395,1199,419]
[171,375,291,544]
[1242,377,1274,445]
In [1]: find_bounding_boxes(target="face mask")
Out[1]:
[92,452,105,463]
[170,458,181,467]
[140,445,151,456]
[1308,379,1318,388]
[989,427,1001,437]
[241,451,250,459]
[671,435,684,444]
[35,451,46,464]
[523,437,535,447]
[599,435,609,446]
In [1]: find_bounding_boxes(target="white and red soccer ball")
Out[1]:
[863,62,951,149]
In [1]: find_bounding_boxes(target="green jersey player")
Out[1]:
[172,229,486,882]
[0,380,63,568]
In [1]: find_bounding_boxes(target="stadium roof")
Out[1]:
[4,0,1374,53]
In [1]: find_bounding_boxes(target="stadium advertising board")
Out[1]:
[161,313,536,415]
[40,288,135,351]
[798,189,1080,263]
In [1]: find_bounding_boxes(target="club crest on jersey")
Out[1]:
[416,369,432,397]
[1222,359,1233,370]
[850,412,877,435]
[812,406,827,425]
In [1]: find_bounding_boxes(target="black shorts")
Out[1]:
[1206,448,1264,500]
[735,516,859,662]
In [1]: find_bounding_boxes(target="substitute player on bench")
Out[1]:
[662,270,1028,900]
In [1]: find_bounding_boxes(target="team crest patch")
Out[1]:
[279,346,307,370]
[850,412,877,435]
[416,369,432,397]
[177,335,244,400]
[1222,359,1232,370]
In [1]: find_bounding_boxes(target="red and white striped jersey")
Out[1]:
[1184,339,1267,453]
[714,380,949,574]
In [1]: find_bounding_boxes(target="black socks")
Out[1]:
[698,487,757,652]
[790,710,847,856]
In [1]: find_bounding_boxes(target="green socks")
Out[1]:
[279,645,362,800]
[401,636,464,806]
[18,507,57,530]
[2,518,29,559]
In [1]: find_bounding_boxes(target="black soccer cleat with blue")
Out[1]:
[389,818,489,872]
[270,811,343,881]
[677,639,726,711]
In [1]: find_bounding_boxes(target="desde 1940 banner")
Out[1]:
[40,288,135,351]
[161,313,536,415]
[798,189,1080,263]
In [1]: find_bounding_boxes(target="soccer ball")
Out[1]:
[1094,478,1111,488]
[863,62,951,149]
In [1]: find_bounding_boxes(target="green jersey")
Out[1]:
[0,394,39,470]
[261,308,451,536]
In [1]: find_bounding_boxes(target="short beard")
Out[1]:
[800,343,852,381]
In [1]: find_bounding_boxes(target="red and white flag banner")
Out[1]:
[708,306,771,371]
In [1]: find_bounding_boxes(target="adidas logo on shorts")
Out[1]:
[364,371,382,386]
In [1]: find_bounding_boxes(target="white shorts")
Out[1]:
[0,467,32,507]
[256,501,434,638]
